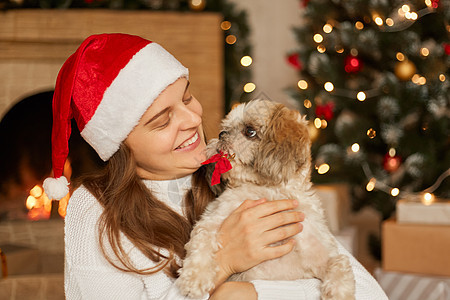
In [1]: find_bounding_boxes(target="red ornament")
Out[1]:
[315,102,334,121]
[383,153,402,173]
[301,0,310,7]
[344,55,363,73]
[431,0,439,8]
[201,151,233,185]
[287,53,302,70]
[444,43,450,56]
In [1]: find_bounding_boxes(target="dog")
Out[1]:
[177,99,355,299]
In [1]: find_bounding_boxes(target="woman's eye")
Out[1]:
[183,95,193,104]
[244,126,257,138]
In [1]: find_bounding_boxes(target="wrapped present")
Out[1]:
[314,183,351,233]
[397,198,450,225]
[382,219,450,277]
[374,268,450,300]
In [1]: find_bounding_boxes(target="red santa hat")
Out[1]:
[43,33,188,200]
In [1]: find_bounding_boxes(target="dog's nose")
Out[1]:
[219,131,228,139]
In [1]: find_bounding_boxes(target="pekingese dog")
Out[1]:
[177,99,355,299]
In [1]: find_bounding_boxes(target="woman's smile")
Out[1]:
[175,131,200,151]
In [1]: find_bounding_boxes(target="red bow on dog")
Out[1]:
[201,151,233,186]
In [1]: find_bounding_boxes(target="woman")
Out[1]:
[44,33,387,299]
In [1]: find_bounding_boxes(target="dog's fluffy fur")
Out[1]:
[177,100,355,299]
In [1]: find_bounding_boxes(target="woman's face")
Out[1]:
[125,78,206,180]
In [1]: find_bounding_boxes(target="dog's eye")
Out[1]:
[244,126,257,138]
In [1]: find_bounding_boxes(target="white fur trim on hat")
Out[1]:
[43,176,69,200]
[81,43,189,161]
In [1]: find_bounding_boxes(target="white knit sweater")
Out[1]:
[64,176,388,299]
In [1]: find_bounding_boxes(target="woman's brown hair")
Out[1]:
[77,143,214,278]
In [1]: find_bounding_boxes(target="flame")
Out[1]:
[26,159,72,220]
[26,184,69,220]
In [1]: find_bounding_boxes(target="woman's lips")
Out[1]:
[175,132,200,151]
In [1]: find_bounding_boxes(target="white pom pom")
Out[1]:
[43,176,70,200]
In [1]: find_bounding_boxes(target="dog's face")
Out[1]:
[207,99,311,187]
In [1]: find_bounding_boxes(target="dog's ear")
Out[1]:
[254,106,311,184]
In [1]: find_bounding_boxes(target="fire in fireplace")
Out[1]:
[0,91,104,221]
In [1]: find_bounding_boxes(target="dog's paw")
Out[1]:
[177,266,217,298]
[321,254,355,300]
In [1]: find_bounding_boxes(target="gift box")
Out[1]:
[397,199,450,225]
[0,244,40,278]
[382,219,450,277]
[374,268,450,300]
[314,183,351,233]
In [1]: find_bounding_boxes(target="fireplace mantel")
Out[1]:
[0,9,224,138]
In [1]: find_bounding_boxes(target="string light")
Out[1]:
[324,82,334,92]
[412,74,427,85]
[405,12,418,20]
[226,35,237,44]
[336,47,345,53]
[396,52,405,61]
[313,33,324,43]
[401,4,410,13]
[420,47,430,57]
[189,0,206,11]
[391,188,400,197]
[386,18,394,26]
[240,55,252,67]
[350,48,358,56]
[355,21,364,30]
[220,21,231,31]
[357,91,366,101]
[389,148,396,157]
[298,80,308,90]
[366,178,376,191]
[385,6,436,32]
[317,45,326,53]
[351,143,360,152]
[314,118,322,129]
[422,192,435,205]
[361,160,450,201]
[323,24,333,33]
[374,16,384,26]
[367,128,376,139]
[304,99,312,108]
[439,74,446,82]
[317,163,330,174]
[243,82,256,93]
[321,120,328,128]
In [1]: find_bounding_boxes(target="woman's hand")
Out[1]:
[212,198,304,287]
[210,282,257,300]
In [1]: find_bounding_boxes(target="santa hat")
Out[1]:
[43,33,188,200]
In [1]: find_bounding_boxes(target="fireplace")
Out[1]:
[0,91,105,221]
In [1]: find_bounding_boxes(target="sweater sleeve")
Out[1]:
[250,239,388,300]
[64,186,208,300]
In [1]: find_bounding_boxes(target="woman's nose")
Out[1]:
[178,105,202,129]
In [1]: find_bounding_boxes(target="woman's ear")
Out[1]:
[254,107,311,184]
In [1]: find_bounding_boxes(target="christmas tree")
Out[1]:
[288,0,449,219]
